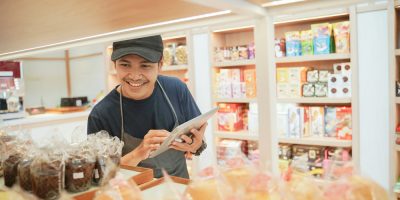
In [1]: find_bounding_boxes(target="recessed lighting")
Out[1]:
[213,25,254,33]
[262,0,305,7]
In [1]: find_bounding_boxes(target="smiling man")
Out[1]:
[87,35,207,178]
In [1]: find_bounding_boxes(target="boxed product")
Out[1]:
[217,103,245,132]
[312,23,333,55]
[219,69,232,83]
[244,69,257,98]
[332,21,350,53]
[248,43,256,59]
[217,139,246,165]
[288,107,305,138]
[288,83,302,97]
[277,68,289,83]
[324,107,337,137]
[285,31,302,56]
[300,30,313,55]
[310,107,325,137]
[279,144,292,160]
[341,86,351,97]
[303,106,311,137]
[302,83,315,97]
[275,38,286,57]
[238,45,249,60]
[307,70,319,83]
[288,67,308,83]
[232,82,244,98]
[318,70,330,82]
[315,83,328,97]
[333,62,351,75]
[277,83,290,98]
[292,145,325,163]
[328,85,340,98]
[336,106,352,140]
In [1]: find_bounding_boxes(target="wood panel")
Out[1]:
[0,0,219,54]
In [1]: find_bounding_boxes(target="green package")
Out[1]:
[301,30,313,55]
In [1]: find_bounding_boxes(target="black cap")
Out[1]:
[111,35,163,62]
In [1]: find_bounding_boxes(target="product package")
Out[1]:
[277,83,290,98]
[310,107,325,137]
[312,23,333,55]
[244,69,257,98]
[276,68,289,83]
[285,31,302,56]
[315,83,328,97]
[324,107,337,137]
[333,62,351,75]
[302,83,315,97]
[307,70,319,83]
[275,38,286,57]
[318,70,330,82]
[288,107,305,138]
[301,30,313,55]
[332,21,350,53]
[217,103,245,132]
[336,106,352,140]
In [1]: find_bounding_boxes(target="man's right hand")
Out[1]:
[121,130,169,166]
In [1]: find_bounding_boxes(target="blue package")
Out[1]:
[313,36,331,55]
[286,40,302,57]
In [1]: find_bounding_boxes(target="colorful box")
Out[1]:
[307,70,319,83]
[288,67,308,83]
[288,83,302,97]
[275,38,286,58]
[279,144,292,160]
[217,103,244,132]
[303,106,311,137]
[277,68,289,83]
[324,107,337,137]
[333,62,351,75]
[312,23,333,55]
[244,69,257,98]
[310,107,325,137]
[285,31,302,56]
[301,30,314,55]
[315,83,328,97]
[318,70,330,82]
[302,83,315,97]
[333,21,350,53]
[336,106,352,140]
[288,107,304,138]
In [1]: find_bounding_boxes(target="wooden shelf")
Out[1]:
[213,59,256,67]
[215,98,256,103]
[214,131,259,141]
[162,65,188,71]
[275,53,351,64]
[395,49,400,56]
[277,97,352,104]
[278,137,352,147]
[396,97,400,104]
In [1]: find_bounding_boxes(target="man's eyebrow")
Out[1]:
[140,61,156,64]
[118,59,130,63]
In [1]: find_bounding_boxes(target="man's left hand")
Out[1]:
[170,123,207,153]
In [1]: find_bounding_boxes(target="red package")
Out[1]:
[217,103,244,132]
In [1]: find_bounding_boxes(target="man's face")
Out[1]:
[115,54,161,100]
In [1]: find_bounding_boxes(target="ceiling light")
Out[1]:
[262,0,305,7]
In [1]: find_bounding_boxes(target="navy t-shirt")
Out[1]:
[87,75,201,178]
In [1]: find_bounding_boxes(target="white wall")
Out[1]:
[358,10,390,190]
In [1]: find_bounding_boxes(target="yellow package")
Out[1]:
[333,21,350,53]
[276,68,289,83]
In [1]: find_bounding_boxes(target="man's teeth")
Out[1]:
[127,81,144,87]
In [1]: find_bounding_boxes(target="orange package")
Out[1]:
[217,103,245,132]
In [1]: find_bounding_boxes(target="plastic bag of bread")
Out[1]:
[93,160,142,200]
[185,166,232,200]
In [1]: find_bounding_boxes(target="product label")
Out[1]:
[94,169,99,179]
[73,172,84,179]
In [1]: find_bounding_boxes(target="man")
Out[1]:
[87,35,207,179]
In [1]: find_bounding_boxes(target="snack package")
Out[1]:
[312,23,333,55]
[310,107,325,137]
[301,30,313,55]
[332,21,350,53]
[18,147,37,192]
[336,106,352,140]
[31,149,65,200]
[244,69,256,98]
[163,46,173,66]
[285,31,301,56]
[65,142,96,193]
[324,107,337,137]
[239,45,249,60]
[319,70,330,82]
[93,173,142,200]
[288,107,305,138]
[315,83,328,97]
[217,103,245,132]
[275,38,286,57]
[247,43,255,59]
[307,70,319,83]
[302,83,315,97]
[277,68,289,83]
[175,44,188,65]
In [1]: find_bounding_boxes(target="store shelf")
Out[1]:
[275,53,351,64]
[278,137,352,147]
[162,65,188,71]
[214,131,259,141]
[214,98,257,103]
[395,49,400,56]
[277,97,352,104]
[396,97,400,104]
[213,59,256,67]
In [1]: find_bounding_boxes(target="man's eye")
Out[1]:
[120,63,129,67]
[142,64,152,68]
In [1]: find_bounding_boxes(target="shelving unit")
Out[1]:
[209,24,259,165]
[272,10,359,176]
[390,1,399,199]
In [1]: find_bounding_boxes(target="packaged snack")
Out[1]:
[318,70,330,82]
[279,144,292,160]
[310,107,324,137]
[247,43,255,59]
[332,21,350,53]
[214,47,224,62]
[65,143,96,193]
[288,83,302,97]
[312,23,333,55]
[288,67,308,83]
[231,46,240,61]
[302,83,315,97]
[285,31,301,56]
[288,107,304,138]
[175,44,188,65]
[238,45,249,60]
[307,70,319,83]
[333,62,351,75]
[324,107,337,137]
[336,106,352,140]
[276,68,289,83]
[277,83,289,98]
[18,150,36,191]
[163,46,173,66]
[275,38,286,57]
[244,69,256,98]
[315,83,328,97]
[4,154,22,187]
[217,103,245,132]
[301,30,313,55]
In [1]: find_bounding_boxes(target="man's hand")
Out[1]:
[121,130,169,166]
[170,123,207,153]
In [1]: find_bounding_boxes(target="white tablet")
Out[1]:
[149,107,218,158]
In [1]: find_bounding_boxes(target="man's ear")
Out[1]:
[158,59,163,69]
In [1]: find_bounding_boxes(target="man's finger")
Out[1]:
[180,135,193,144]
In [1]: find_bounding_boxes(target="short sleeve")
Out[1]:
[87,110,104,135]
[180,84,201,122]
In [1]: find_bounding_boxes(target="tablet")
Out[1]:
[148,107,218,158]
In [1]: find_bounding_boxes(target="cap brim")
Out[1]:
[111,47,162,62]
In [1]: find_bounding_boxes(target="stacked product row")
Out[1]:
[277,62,351,98]
[163,42,188,66]
[277,104,352,140]
[215,68,257,99]
[275,21,350,57]
[217,103,258,133]
[214,43,255,62]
